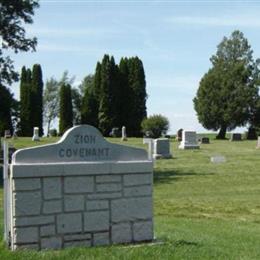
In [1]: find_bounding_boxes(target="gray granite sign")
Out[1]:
[13,125,147,164]
[179,130,200,149]
[8,125,153,250]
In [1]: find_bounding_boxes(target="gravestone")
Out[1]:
[121,126,127,141]
[257,136,260,149]
[179,130,200,149]
[153,138,172,159]
[176,129,183,141]
[211,155,226,163]
[32,127,40,141]
[230,133,242,141]
[4,130,11,138]
[8,125,153,250]
[143,138,154,160]
[201,137,210,144]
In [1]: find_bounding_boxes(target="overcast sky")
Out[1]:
[10,0,260,134]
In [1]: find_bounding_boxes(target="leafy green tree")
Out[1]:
[71,87,82,125]
[59,83,73,135]
[0,0,39,88]
[31,64,43,136]
[141,114,169,138]
[43,77,59,136]
[194,31,260,139]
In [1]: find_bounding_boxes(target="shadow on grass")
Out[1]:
[154,169,215,185]
[173,239,200,247]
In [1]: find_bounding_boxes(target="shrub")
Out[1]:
[141,114,169,138]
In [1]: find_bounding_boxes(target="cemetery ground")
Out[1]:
[1,136,260,259]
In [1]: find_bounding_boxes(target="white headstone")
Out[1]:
[32,127,40,141]
[121,126,127,141]
[153,138,172,159]
[257,136,260,149]
[179,130,200,149]
[143,138,154,160]
[211,155,226,163]
[9,125,153,250]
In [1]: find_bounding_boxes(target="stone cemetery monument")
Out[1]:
[176,129,183,141]
[230,133,242,141]
[179,130,200,149]
[121,126,127,141]
[32,127,40,141]
[201,137,210,144]
[143,138,154,160]
[257,136,260,149]
[153,138,172,159]
[7,125,153,250]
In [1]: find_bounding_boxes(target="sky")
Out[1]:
[9,0,260,134]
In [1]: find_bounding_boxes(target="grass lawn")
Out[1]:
[0,136,260,259]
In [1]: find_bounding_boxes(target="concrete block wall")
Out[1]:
[11,163,153,250]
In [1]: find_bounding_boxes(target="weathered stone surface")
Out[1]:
[179,130,200,149]
[57,213,82,234]
[96,175,121,183]
[84,211,109,232]
[14,216,55,227]
[112,223,132,243]
[13,178,41,191]
[133,221,153,241]
[123,173,152,187]
[124,185,152,197]
[43,178,62,199]
[13,125,148,163]
[111,197,152,223]
[257,136,260,149]
[43,200,62,214]
[64,240,91,248]
[13,191,41,216]
[41,236,62,249]
[230,133,242,141]
[93,232,110,246]
[153,138,172,159]
[14,227,38,243]
[64,176,94,194]
[40,225,55,237]
[14,243,39,250]
[96,183,121,192]
[64,195,85,212]
[87,192,122,200]
[64,233,91,241]
[86,200,109,211]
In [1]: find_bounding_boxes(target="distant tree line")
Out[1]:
[0,55,147,137]
[81,55,147,137]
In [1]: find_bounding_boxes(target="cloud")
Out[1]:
[27,27,122,38]
[165,15,260,28]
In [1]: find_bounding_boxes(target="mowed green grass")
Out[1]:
[1,136,260,259]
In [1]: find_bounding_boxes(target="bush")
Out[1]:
[141,114,169,138]
[49,129,57,137]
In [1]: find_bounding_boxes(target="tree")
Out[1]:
[193,31,260,139]
[19,66,33,136]
[59,83,73,135]
[141,114,169,138]
[127,57,147,136]
[43,77,59,136]
[0,0,39,88]
[0,85,13,136]
[81,74,99,126]
[31,64,43,136]
[98,55,115,136]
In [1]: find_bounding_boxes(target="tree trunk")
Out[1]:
[247,126,257,140]
[216,125,227,139]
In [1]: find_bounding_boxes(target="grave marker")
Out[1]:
[8,125,153,250]
[179,130,200,149]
